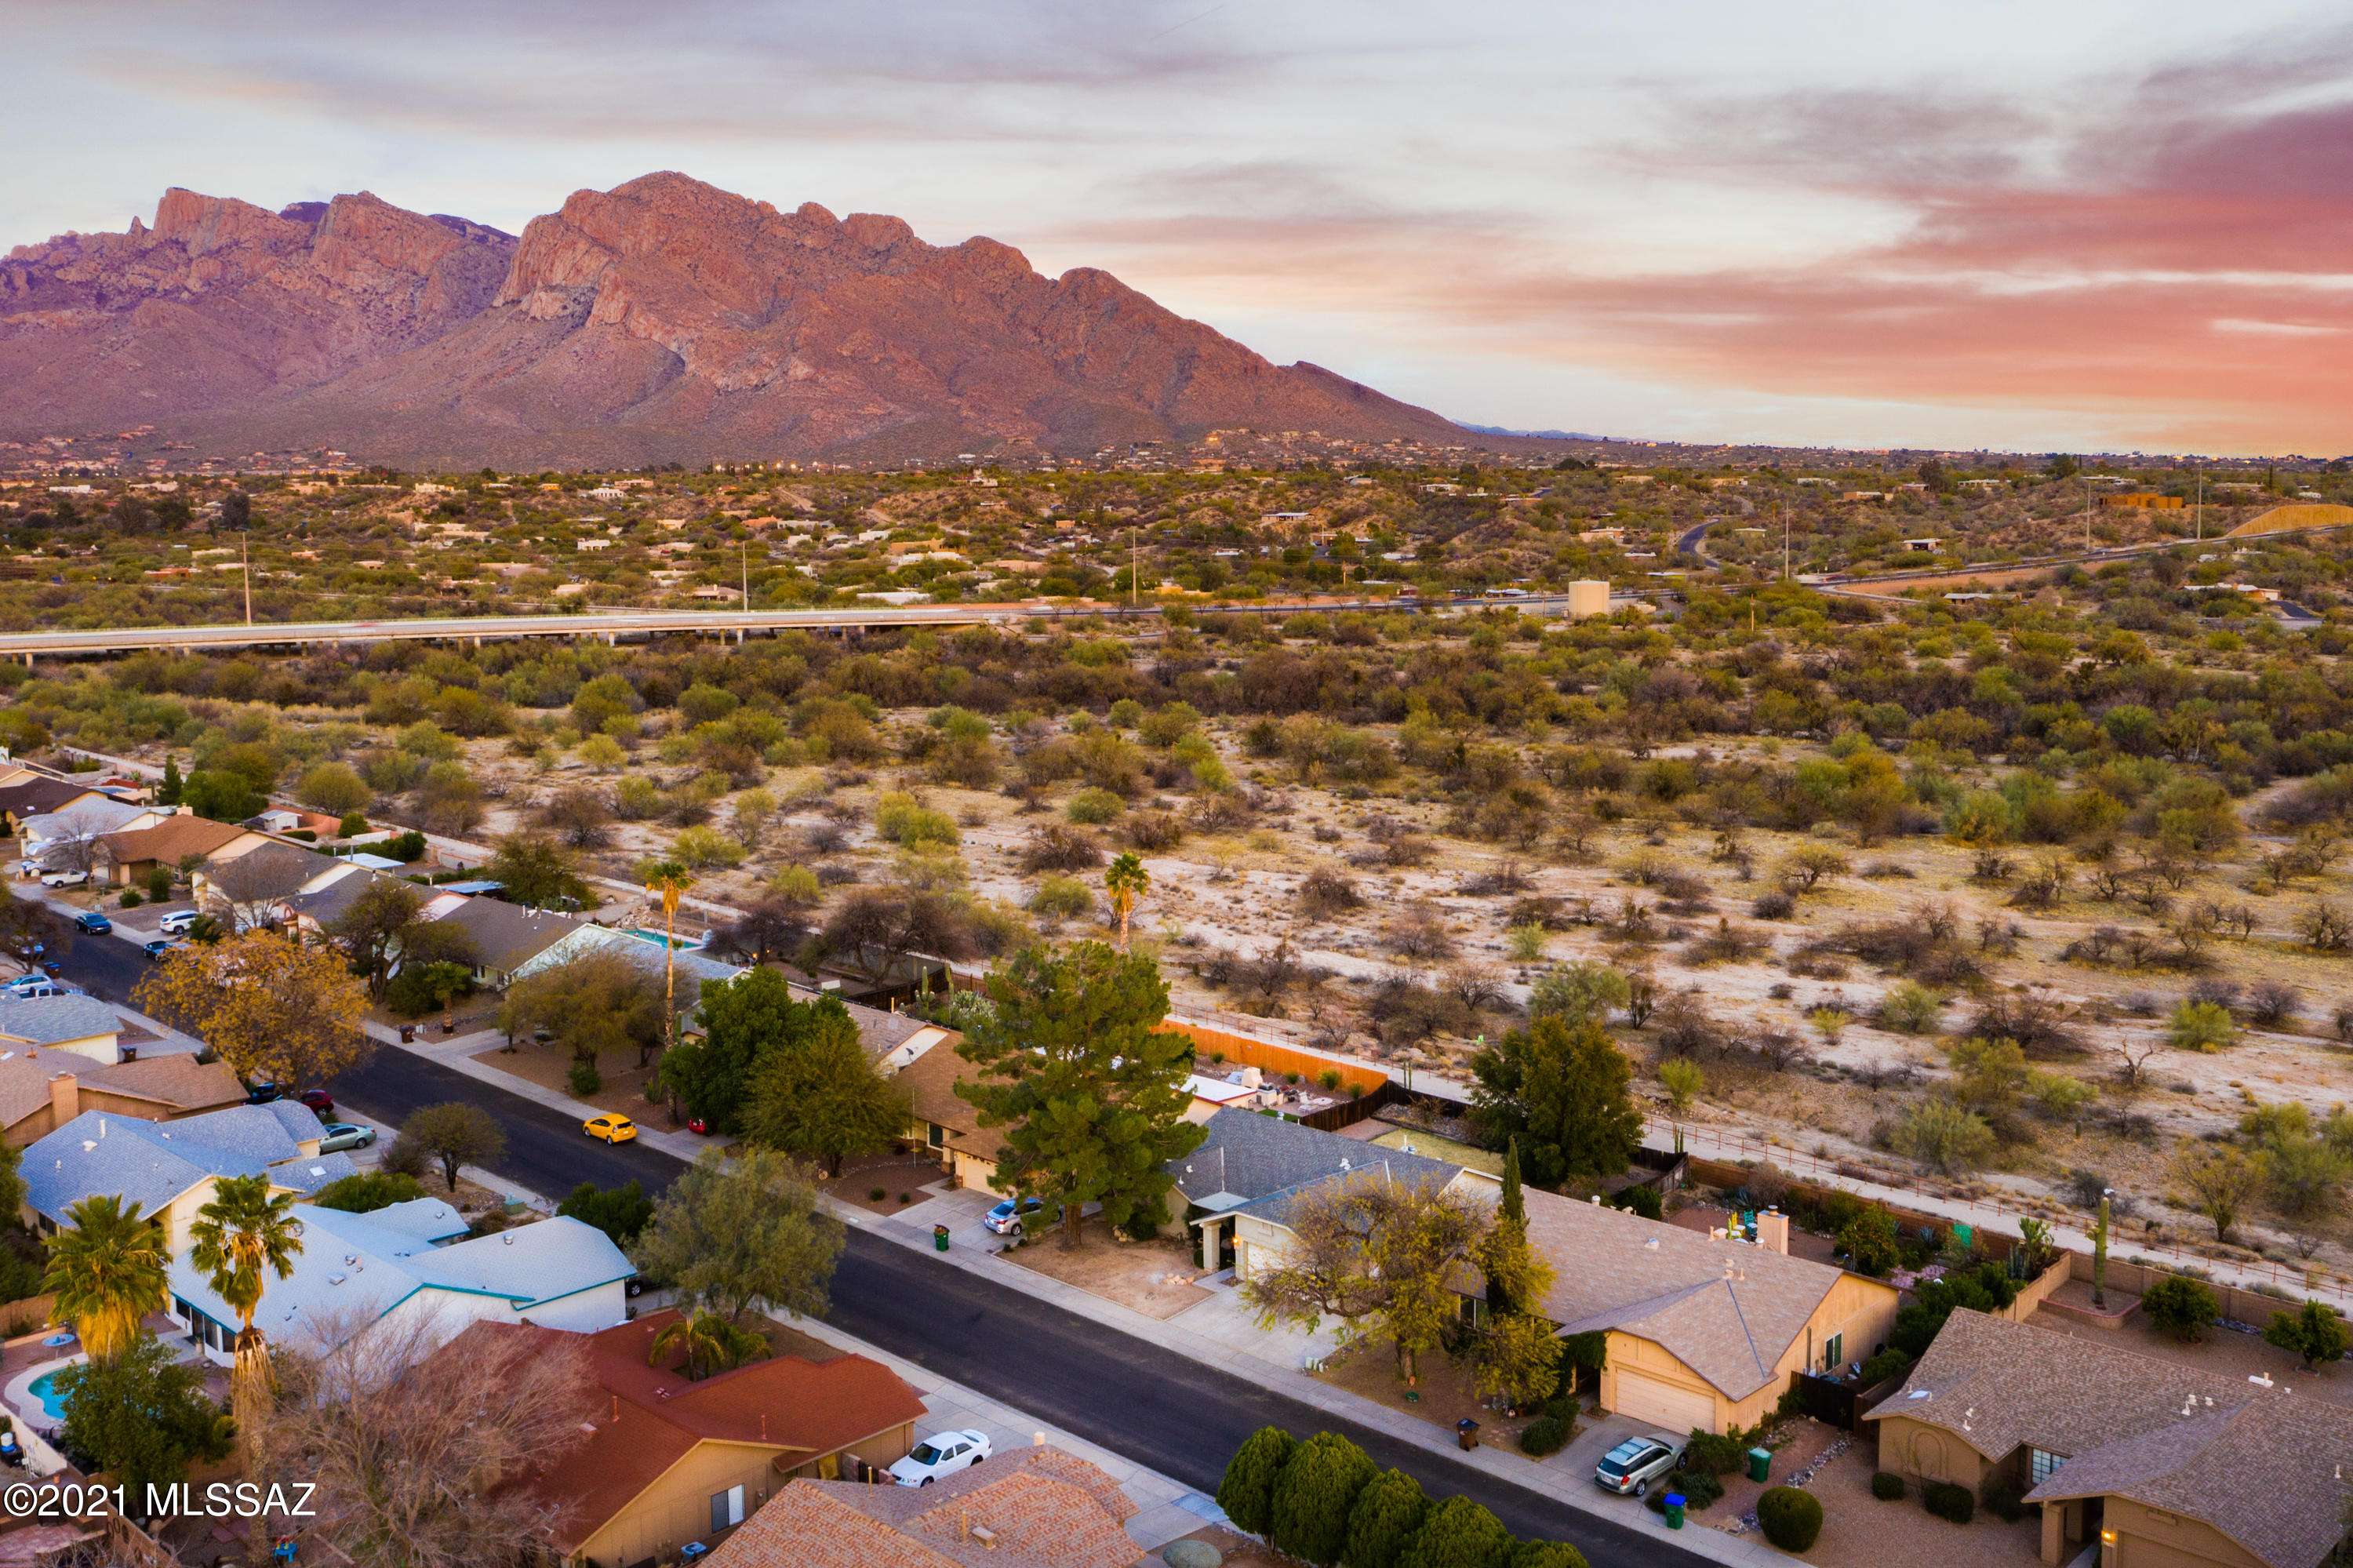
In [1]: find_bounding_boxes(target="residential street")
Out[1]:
[28,915,1704,1568]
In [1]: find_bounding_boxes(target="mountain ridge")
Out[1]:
[0,172,1467,467]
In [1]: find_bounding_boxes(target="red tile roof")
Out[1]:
[453,1309,926,1552]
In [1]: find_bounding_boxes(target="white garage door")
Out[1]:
[1614,1370,1717,1436]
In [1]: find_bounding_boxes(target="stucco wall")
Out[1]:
[2102,1497,2267,1568]
[575,1439,785,1568]
[521,1279,629,1334]
[1872,1413,1992,1490]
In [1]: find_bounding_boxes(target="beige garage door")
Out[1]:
[1614,1370,1717,1435]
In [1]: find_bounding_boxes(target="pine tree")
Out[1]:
[1216,1426,1296,1535]
[159,755,183,806]
[1399,1496,1515,1568]
[1270,1432,1377,1566]
[1344,1469,1429,1568]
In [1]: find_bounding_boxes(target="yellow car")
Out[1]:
[583,1114,638,1144]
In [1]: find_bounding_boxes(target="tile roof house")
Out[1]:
[1516,1187,1898,1435]
[0,777,110,834]
[93,814,262,886]
[1165,1106,1484,1278]
[1867,1308,2353,1568]
[0,995,122,1064]
[707,1442,1142,1568]
[0,1046,246,1146]
[511,925,744,1009]
[24,1102,357,1250]
[19,798,162,868]
[460,1310,925,1568]
[166,1200,632,1368]
[191,839,358,930]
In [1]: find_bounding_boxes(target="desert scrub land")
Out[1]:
[17,470,2353,1289]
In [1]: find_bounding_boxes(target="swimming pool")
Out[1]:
[26,1368,69,1423]
[623,927,706,950]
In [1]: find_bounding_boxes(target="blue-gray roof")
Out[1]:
[25,1103,352,1225]
[166,1203,631,1353]
[1169,1108,1464,1224]
[0,995,118,1047]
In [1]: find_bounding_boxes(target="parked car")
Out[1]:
[73,911,111,935]
[39,870,89,890]
[889,1429,992,1486]
[297,1088,334,1115]
[318,1122,376,1153]
[142,938,178,962]
[686,1116,711,1135]
[982,1196,1046,1235]
[1,977,68,1001]
[583,1114,637,1144]
[157,910,202,935]
[1594,1434,1686,1497]
[245,1081,283,1105]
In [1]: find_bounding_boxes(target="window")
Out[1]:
[1821,1333,1843,1372]
[2031,1449,2066,1486]
[709,1484,745,1532]
[926,1122,945,1149]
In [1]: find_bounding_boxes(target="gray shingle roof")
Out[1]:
[1518,1186,1874,1401]
[1170,1108,1462,1221]
[0,995,118,1047]
[427,896,581,973]
[1866,1309,2353,1568]
[24,1102,348,1224]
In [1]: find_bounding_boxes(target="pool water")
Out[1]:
[624,927,705,950]
[27,1369,68,1422]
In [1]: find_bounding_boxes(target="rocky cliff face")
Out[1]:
[0,173,1457,466]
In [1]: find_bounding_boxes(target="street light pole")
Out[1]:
[241,532,253,627]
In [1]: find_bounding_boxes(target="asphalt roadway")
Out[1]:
[39,915,1702,1568]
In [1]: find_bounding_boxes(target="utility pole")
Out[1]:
[740,539,750,607]
[241,531,253,627]
[1129,527,1139,608]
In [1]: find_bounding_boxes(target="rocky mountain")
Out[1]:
[0,173,1464,467]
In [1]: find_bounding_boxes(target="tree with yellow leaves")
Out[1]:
[133,929,369,1089]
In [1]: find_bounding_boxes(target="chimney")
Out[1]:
[46,1073,78,1129]
[971,1525,998,1550]
[1757,1210,1790,1256]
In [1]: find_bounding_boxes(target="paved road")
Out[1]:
[33,923,1700,1565]
[0,592,1595,660]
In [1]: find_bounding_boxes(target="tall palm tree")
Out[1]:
[643,860,694,1053]
[40,1195,169,1362]
[188,1175,303,1466]
[1104,853,1150,952]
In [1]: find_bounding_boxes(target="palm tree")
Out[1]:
[1104,853,1150,952]
[40,1195,169,1361]
[646,1309,765,1381]
[644,860,694,1053]
[188,1175,303,1466]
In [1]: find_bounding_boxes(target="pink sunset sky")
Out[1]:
[13,0,2353,457]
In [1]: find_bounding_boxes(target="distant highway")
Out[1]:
[0,592,1606,660]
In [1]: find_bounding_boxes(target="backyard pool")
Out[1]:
[26,1369,69,1423]
[624,928,706,950]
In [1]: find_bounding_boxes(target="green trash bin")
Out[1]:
[1663,1493,1686,1530]
[1747,1446,1772,1483]
[933,1224,951,1253]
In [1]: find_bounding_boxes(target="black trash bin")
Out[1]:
[399,1024,416,1043]
[1456,1418,1479,1452]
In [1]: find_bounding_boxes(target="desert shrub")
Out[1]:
[1019,823,1104,873]
[1646,1468,1724,1513]
[568,1060,602,1096]
[1871,1472,1906,1501]
[1982,1478,2029,1523]
[1758,1488,1824,1551]
[1065,787,1125,824]
[1876,980,1944,1035]
[1889,1099,1995,1173]
[1858,1347,1911,1386]
[2167,999,2238,1052]
[1750,889,1795,920]
[1922,1481,1974,1524]
[2141,1276,2220,1341]
[1028,876,1094,919]
[1124,809,1186,852]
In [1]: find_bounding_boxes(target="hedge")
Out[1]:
[1922,1481,1974,1524]
[1682,1430,1745,1476]
[1518,1415,1573,1457]
[1758,1487,1824,1552]
[1871,1472,1906,1501]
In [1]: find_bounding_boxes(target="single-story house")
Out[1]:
[891,1031,1003,1194]
[0,776,114,836]
[0,994,122,1064]
[511,923,744,1013]
[22,1101,356,1250]
[245,806,342,837]
[94,813,264,887]
[422,896,583,990]
[464,1310,925,1568]
[1166,1106,1483,1276]
[19,798,162,868]
[706,1442,1141,1568]
[277,864,399,941]
[845,1002,952,1074]
[1867,1308,2353,1568]
[191,839,360,929]
[1518,1187,1899,1435]
[0,1048,245,1145]
[167,1199,631,1366]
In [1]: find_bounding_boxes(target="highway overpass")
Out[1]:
[0,591,1608,660]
